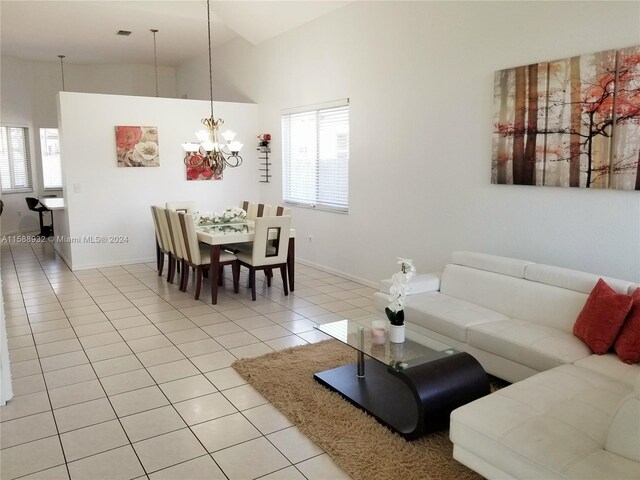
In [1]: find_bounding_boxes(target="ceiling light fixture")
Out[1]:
[58,55,66,91]
[182,0,243,176]
[151,29,159,97]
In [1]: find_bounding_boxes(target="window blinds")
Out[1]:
[0,126,32,192]
[282,100,349,212]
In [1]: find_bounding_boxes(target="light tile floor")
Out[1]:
[1,240,379,479]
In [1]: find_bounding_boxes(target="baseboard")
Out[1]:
[69,257,156,271]
[1,229,41,236]
[51,243,72,270]
[296,257,378,289]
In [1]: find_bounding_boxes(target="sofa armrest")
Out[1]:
[379,273,441,295]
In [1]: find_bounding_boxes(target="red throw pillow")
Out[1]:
[573,279,633,355]
[614,288,640,364]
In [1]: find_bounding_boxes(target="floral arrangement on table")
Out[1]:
[385,257,416,326]
[194,207,247,226]
[205,223,249,235]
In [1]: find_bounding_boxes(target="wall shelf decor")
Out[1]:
[257,133,271,183]
[491,45,640,190]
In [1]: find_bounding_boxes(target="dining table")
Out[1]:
[195,221,296,304]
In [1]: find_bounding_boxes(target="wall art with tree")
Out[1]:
[492,45,640,190]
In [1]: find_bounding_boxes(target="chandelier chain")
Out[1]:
[181,0,242,176]
[206,0,214,120]
[151,29,159,97]
[58,55,66,91]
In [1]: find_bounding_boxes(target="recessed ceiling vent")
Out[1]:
[116,30,132,36]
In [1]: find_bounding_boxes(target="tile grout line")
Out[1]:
[5,242,73,480]
[78,255,317,477]
[13,241,150,479]
[56,250,236,479]
[3,240,355,480]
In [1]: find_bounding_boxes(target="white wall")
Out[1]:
[58,92,257,269]
[0,55,178,235]
[179,1,640,282]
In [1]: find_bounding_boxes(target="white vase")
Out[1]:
[389,324,405,343]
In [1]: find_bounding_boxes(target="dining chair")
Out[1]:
[165,208,187,289]
[236,215,291,301]
[240,200,252,214]
[150,206,169,277]
[178,212,239,300]
[273,205,291,216]
[166,201,196,214]
[243,202,273,220]
[224,201,265,253]
[153,206,178,283]
[262,205,291,282]
[256,203,272,218]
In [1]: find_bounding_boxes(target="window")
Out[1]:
[40,128,63,189]
[282,99,349,212]
[0,126,32,192]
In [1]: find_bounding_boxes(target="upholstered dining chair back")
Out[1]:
[166,201,196,214]
[243,201,258,220]
[255,203,272,218]
[178,212,202,266]
[165,209,185,260]
[150,206,166,251]
[272,205,291,216]
[151,206,171,253]
[250,216,291,267]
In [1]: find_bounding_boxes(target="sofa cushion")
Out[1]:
[524,264,635,295]
[379,273,440,295]
[614,288,640,364]
[451,251,533,278]
[440,264,526,317]
[405,292,507,342]
[573,353,640,388]
[450,364,636,480]
[573,279,632,355]
[513,280,588,333]
[468,319,592,371]
[604,393,640,462]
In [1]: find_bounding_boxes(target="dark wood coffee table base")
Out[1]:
[314,352,489,439]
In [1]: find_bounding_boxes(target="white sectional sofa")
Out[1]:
[374,251,640,480]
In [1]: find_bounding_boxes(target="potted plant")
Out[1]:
[385,257,416,343]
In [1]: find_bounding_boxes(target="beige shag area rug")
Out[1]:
[232,340,484,480]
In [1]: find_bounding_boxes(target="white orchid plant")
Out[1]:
[385,258,416,326]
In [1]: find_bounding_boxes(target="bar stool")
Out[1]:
[25,197,53,237]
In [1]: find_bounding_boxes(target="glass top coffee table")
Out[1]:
[314,318,489,439]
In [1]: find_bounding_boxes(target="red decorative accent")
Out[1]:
[573,279,633,355]
[115,126,142,150]
[186,154,205,167]
[614,288,640,364]
[187,165,214,181]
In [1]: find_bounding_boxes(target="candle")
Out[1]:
[371,319,386,344]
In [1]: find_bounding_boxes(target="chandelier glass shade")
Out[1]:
[182,0,243,175]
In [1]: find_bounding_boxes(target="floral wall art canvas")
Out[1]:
[116,126,159,167]
[492,45,640,190]
[185,155,223,181]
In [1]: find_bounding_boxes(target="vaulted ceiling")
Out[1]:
[0,1,349,67]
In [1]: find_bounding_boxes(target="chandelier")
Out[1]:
[182,0,243,176]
